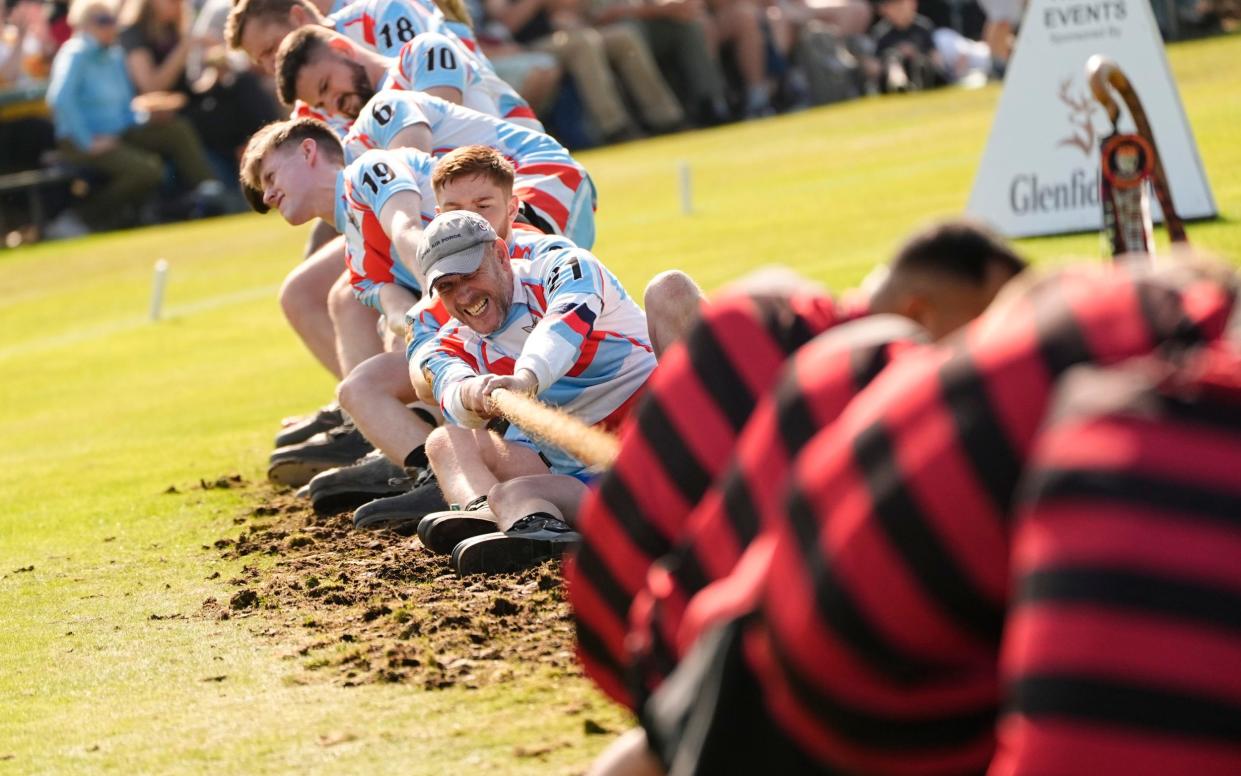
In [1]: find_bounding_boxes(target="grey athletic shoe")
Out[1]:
[307,450,412,515]
[268,422,373,488]
[417,499,497,555]
[451,533,566,577]
[352,470,447,533]
[503,512,580,544]
[275,403,345,448]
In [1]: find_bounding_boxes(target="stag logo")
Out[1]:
[1057,77,1100,157]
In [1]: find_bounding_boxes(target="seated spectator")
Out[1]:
[485,0,684,141]
[45,0,221,231]
[978,0,1021,76]
[784,0,871,34]
[1,0,56,174]
[932,23,990,83]
[587,0,731,125]
[763,0,872,66]
[462,0,565,119]
[869,0,947,92]
[45,0,73,53]
[1,0,53,83]
[703,0,776,116]
[120,0,280,183]
[762,0,870,107]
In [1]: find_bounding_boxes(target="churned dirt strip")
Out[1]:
[198,477,578,690]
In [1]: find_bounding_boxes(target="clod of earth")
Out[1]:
[230,589,259,610]
[489,597,519,617]
[199,474,245,490]
[583,719,610,735]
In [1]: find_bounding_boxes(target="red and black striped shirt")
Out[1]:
[643,264,1236,774]
[566,291,850,707]
[995,342,1241,775]
[628,318,923,703]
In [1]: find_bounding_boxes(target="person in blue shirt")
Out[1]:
[46,0,220,230]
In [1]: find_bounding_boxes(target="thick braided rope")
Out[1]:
[487,388,620,469]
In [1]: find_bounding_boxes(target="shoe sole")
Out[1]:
[418,515,499,556]
[352,510,422,535]
[504,528,581,544]
[353,500,446,535]
[268,459,341,488]
[274,409,344,448]
[451,533,564,577]
[273,419,337,448]
[310,483,410,515]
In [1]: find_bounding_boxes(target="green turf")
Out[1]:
[1,33,1238,774]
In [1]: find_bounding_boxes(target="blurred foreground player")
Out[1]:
[587,258,1239,775]
[568,218,1028,707]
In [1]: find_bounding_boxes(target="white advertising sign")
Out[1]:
[966,0,1216,237]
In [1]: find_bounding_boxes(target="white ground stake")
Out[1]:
[149,259,169,321]
[679,161,693,215]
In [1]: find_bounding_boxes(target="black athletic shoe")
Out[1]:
[451,533,565,577]
[268,423,373,488]
[275,403,345,448]
[352,470,447,533]
[504,512,581,544]
[307,450,413,515]
[417,500,497,555]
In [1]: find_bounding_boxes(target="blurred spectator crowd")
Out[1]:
[0,0,1235,245]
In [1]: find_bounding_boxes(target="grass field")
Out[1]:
[1,33,1238,774]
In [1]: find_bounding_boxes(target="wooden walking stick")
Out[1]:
[1086,54,1188,260]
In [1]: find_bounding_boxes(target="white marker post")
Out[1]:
[149,259,169,321]
[678,161,693,215]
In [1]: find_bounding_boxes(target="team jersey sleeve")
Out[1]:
[395,33,467,96]
[514,250,608,393]
[342,149,424,309]
[370,0,442,56]
[291,100,352,139]
[343,91,431,161]
[330,0,441,57]
[404,294,451,361]
[419,322,489,428]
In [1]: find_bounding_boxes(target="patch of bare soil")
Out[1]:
[199,479,577,690]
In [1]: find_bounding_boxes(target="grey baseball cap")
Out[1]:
[418,210,500,289]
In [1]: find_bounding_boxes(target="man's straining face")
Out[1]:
[241,17,295,76]
[257,142,320,225]
[294,49,374,119]
[431,243,515,336]
[435,174,519,242]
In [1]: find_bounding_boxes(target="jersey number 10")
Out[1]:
[424,47,458,72]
